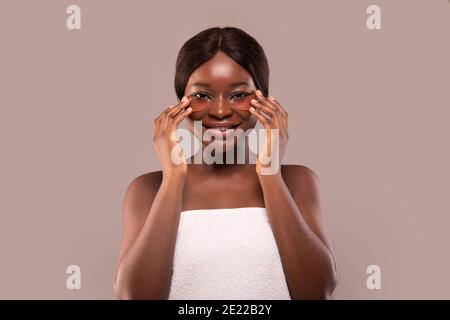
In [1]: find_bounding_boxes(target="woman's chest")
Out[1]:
[181,172,265,211]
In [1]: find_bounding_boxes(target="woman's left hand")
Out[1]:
[250,90,289,176]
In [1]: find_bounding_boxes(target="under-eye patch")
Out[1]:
[229,92,255,111]
[187,94,210,112]
[187,92,256,112]
[189,96,210,112]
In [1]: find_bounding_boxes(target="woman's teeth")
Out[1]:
[204,125,238,131]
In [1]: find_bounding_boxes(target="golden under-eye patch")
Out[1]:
[189,93,211,112]
[230,92,255,111]
[188,92,256,112]
[188,95,209,112]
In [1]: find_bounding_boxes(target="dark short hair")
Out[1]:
[174,26,269,101]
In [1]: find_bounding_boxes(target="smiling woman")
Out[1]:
[113,26,338,300]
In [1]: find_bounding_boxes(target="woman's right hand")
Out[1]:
[152,96,192,176]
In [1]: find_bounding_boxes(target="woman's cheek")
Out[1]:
[189,100,209,112]
[232,97,252,111]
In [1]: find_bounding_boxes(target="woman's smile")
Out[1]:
[202,121,241,139]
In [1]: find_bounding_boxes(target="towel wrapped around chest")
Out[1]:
[168,207,291,300]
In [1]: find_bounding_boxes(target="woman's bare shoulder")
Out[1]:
[281,164,321,194]
[124,171,163,199]
[121,171,164,217]
[281,164,318,176]
[132,170,163,187]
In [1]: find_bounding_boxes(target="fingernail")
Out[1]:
[256,90,263,96]
[249,107,255,112]
[269,96,275,101]
[187,107,192,111]
[181,96,188,103]
[251,98,258,104]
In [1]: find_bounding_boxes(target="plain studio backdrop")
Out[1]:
[0,0,449,299]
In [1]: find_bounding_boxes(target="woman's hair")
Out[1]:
[174,26,269,101]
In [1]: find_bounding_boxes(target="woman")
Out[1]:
[113,26,338,300]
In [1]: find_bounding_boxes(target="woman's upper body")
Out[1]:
[115,163,337,299]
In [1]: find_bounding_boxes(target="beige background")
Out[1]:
[0,0,449,299]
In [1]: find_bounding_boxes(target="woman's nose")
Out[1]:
[208,96,233,119]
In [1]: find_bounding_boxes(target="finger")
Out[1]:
[249,106,272,128]
[255,90,277,111]
[163,97,190,131]
[160,104,181,131]
[250,98,283,129]
[172,106,193,127]
[168,96,191,118]
[160,105,178,130]
[251,98,275,117]
[161,110,172,132]
[268,96,288,116]
[256,91,284,129]
[267,96,288,130]
[258,94,285,123]
[157,106,177,137]
[272,99,288,132]
[156,104,176,123]
[271,112,283,129]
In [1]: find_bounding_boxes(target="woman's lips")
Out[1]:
[202,124,240,139]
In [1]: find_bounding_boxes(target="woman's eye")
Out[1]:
[193,93,210,100]
[231,92,249,100]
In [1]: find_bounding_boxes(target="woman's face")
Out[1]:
[184,50,258,152]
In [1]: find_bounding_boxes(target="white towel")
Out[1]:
[168,207,291,300]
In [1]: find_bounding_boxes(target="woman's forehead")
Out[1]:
[195,53,248,76]
[187,65,255,91]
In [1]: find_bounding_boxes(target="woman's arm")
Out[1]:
[114,97,192,299]
[258,165,338,300]
[113,171,186,299]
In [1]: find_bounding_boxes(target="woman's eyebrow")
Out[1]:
[191,82,210,88]
[190,81,250,89]
[229,81,249,88]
